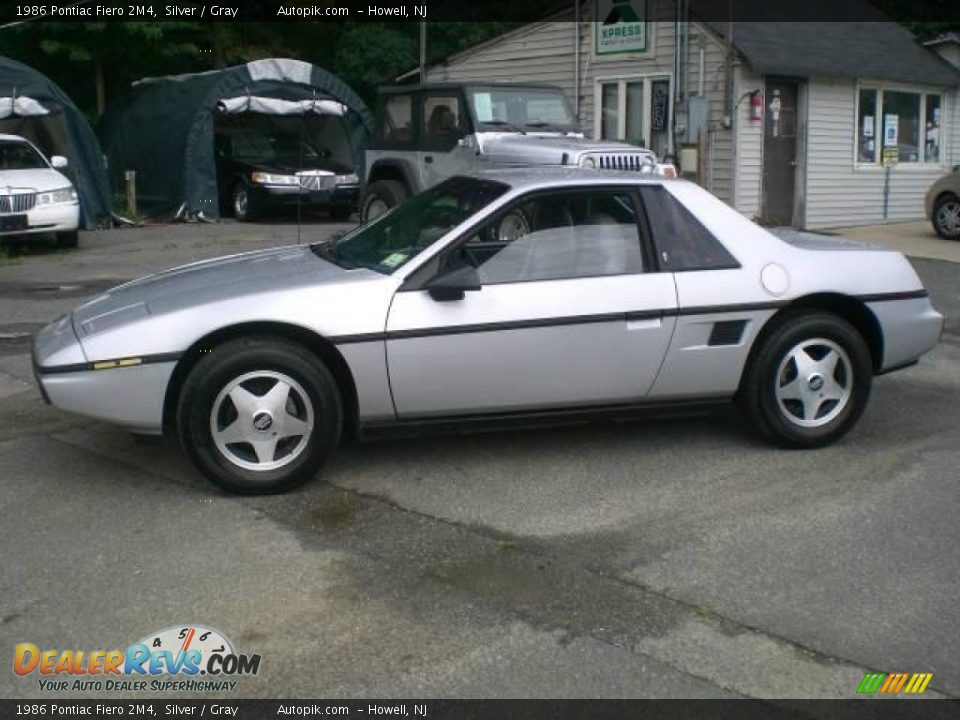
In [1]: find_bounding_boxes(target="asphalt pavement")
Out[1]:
[0,221,958,700]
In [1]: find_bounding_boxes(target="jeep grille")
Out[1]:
[594,153,656,171]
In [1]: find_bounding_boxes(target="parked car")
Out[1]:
[214,130,360,222]
[361,83,674,222]
[0,134,79,247]
[925,165,960,240]
[33,169,942,494]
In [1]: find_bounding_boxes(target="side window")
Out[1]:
[442,190,644,284]
[639,186,739,271]
[422,94,463,148]
[380,94,414,145]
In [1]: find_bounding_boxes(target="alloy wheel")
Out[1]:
[210,371,314,472]
[774,338,853,428]
[936,199,960,236]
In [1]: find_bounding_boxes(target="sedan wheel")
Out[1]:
[233,184,251,221]
[933,195,960,240]
[210,371,314,472]
[740,312,872,448]
[177,337,342,494]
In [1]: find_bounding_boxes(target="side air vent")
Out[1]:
[708,320,747,346]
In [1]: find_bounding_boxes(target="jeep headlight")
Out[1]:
[578,155,597,169]
[250,172,299,185]
[335,173,359,185]
[37,186,77,205]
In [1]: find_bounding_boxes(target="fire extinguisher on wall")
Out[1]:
[750,90,763,122]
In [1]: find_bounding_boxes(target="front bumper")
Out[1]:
[32,314,173,433]
[0,202,79,237]
[249,184,360,210]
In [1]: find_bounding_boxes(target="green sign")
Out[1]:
[595,0,649,55]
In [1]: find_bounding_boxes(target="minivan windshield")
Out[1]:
[313,176,509,274]
[467,86,577,133]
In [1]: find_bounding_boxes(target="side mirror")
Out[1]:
[425,265,481,302]
[51,155,68,169]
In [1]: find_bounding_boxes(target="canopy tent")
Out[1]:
[0,56,112,229]
[98,59,373,220]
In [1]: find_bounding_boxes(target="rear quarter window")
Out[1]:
[639,185,739,271]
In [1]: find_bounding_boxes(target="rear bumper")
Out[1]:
[868,295,944,373]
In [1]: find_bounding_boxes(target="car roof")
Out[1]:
[466,167,672,191]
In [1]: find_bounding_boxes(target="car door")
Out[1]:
[385,186,679,417]
[418,91,474,190]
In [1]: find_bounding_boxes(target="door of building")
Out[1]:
[762,79,799,226]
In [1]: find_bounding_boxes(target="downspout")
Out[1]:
[574,0,581,123]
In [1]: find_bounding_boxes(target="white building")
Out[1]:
[422,4,960,229]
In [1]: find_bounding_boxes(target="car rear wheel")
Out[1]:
[232,183,254,222]
[933,193,960,240]
[176,337,342,494]
[740,312,872,448]
[360,180,408,223]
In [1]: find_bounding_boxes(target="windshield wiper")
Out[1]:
[482,120,526,134]
[310,241,355,269]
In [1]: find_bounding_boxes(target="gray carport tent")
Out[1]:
[98,59,374,221]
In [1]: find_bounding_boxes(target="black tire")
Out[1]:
[932,193,960,241]
[360,179,408,223]
[55,231,78,249]
[232,182,254,222]
[739,312,873,448]
[176,337,342,494]
[329,205,354,222]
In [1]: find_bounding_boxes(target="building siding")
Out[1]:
[804,76,959,229]
[733,64,764,219]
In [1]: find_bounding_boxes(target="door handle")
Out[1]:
[424,156,433,164]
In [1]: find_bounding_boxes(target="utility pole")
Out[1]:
[419,22,427,81]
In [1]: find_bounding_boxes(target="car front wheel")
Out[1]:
[933,193,960,240]
[176,337,342,494]
[740,312,873,448]
[232,183,254,221]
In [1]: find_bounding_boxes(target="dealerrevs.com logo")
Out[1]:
[13,625,261,692]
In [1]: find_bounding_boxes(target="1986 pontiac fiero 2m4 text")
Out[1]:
[33,169,943,494]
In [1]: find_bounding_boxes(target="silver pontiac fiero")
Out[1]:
[33,169,943,494]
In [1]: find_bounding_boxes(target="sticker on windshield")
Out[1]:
[380,252,408,269]
[472,93,493,122]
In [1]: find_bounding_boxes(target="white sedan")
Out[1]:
[0,133,79,247]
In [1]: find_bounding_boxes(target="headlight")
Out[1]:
[578,155,597,169]
[335,173,360,185]
[37,186,77,205]
[250,172,299,185]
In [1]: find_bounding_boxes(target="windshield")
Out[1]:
[0,140,48,170]
[318,176,509,274]
[227,133,323,163]
[467,87,577,133]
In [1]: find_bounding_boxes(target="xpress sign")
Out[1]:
[596,0,649,55]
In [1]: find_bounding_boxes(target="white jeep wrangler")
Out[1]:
[361,83,675,222]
